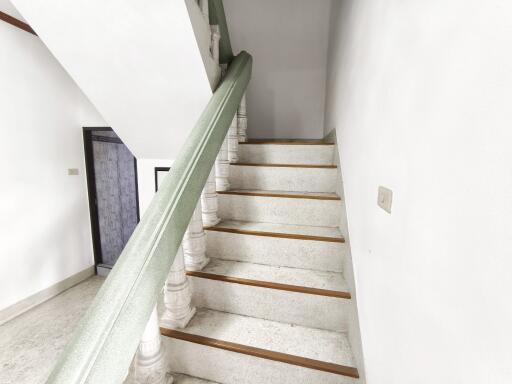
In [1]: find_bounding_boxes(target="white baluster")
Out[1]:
[160,246,196,329]
[183,200,209,271]
[237,93,248,142]
[201,166,220,226]
[215,137,230,191]
[228,116,239,163]
[128,307,171,384]
[199,0,209,22]
[211,25,221,64]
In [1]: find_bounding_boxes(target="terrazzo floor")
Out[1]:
[0,276,104,384]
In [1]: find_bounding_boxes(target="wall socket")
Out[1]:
[378,186,393,214]
[68,168,79,176]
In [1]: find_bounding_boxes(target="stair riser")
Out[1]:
[164,338,357,384]
[190,277,349,332]
[218,195,342,227]
[205,231,345,272]
[238,144,334,165]
[229,165,338,193]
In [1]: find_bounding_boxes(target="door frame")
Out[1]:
[83,127,141,269]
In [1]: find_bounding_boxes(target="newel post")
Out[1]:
[129,307,172,384]
[160,246,196,329]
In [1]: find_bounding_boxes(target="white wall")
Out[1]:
[325,1,512,383]
[0,8,105,312]
[10,0,212,160]
[224,0,331,139]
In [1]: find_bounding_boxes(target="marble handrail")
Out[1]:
[46,51,252,384]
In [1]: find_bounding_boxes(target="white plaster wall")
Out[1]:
[10,0,212,160]
[223,0,331,139]
[0,9,106,311]
[0,0,22,20]
[325,1,512,383]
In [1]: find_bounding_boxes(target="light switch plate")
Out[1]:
[378,186,393,213]
[68,168,79,176]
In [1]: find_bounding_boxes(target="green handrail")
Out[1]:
[46,51,252,384]
[209,0,234,65]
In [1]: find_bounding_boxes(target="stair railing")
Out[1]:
[45,4,252,380]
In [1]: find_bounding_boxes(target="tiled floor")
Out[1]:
[0,277,104,384]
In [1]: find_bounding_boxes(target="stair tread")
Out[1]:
[241,139,334,145]
[206,220,344,241]
[218,189,341,200]
[232,162,337,169]
[162,309,356,372]
[173,373,218,383]
[191,258,348,293]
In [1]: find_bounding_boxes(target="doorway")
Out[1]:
[83,127,140,276]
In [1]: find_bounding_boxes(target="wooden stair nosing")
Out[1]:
[186,271,351,299]
[204,226,345,244]
[217,190,341,201]
[161,328,360,379]
[239,140,335,146]
[0,11,37,35]
[232,163,337,169]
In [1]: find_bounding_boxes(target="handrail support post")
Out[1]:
[184,201,210,271]
[237,93,248,142]
[201,165,221,226]
[228,115,239,163]
[215,137,230,191]
[160,246,196,329]
[127,307,172,384]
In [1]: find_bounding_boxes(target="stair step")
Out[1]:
[233,163,337,169]
[189,258,348,293]
[172,373,219,383]
[205,220,346,272]
[217,189,341,201]
[229,163,337,193]
[161,309,359,384]
[206,219,344,242]
[217,190,342,227]
[238,142,334,165]
[241,139,334,145]
[188,259,351,331]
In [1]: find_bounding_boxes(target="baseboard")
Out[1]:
[0,266,95,326]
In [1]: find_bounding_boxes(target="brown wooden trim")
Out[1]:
[186,271,351,299]
[232,163,337,169]
[217,190,341,201]
[240,139,334,146]
[160,328,359,378]
[0,11,36,35]
[204,226,345,243]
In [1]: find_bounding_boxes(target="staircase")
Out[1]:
[161,139,361,383]
[9,1,365,381]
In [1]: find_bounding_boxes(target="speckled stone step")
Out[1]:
[162,308,358,384]
[217,190,342,227]
[188,258,351,332]
[229,164,338,193]
[238,142,335,165]
[205,220,346,272]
